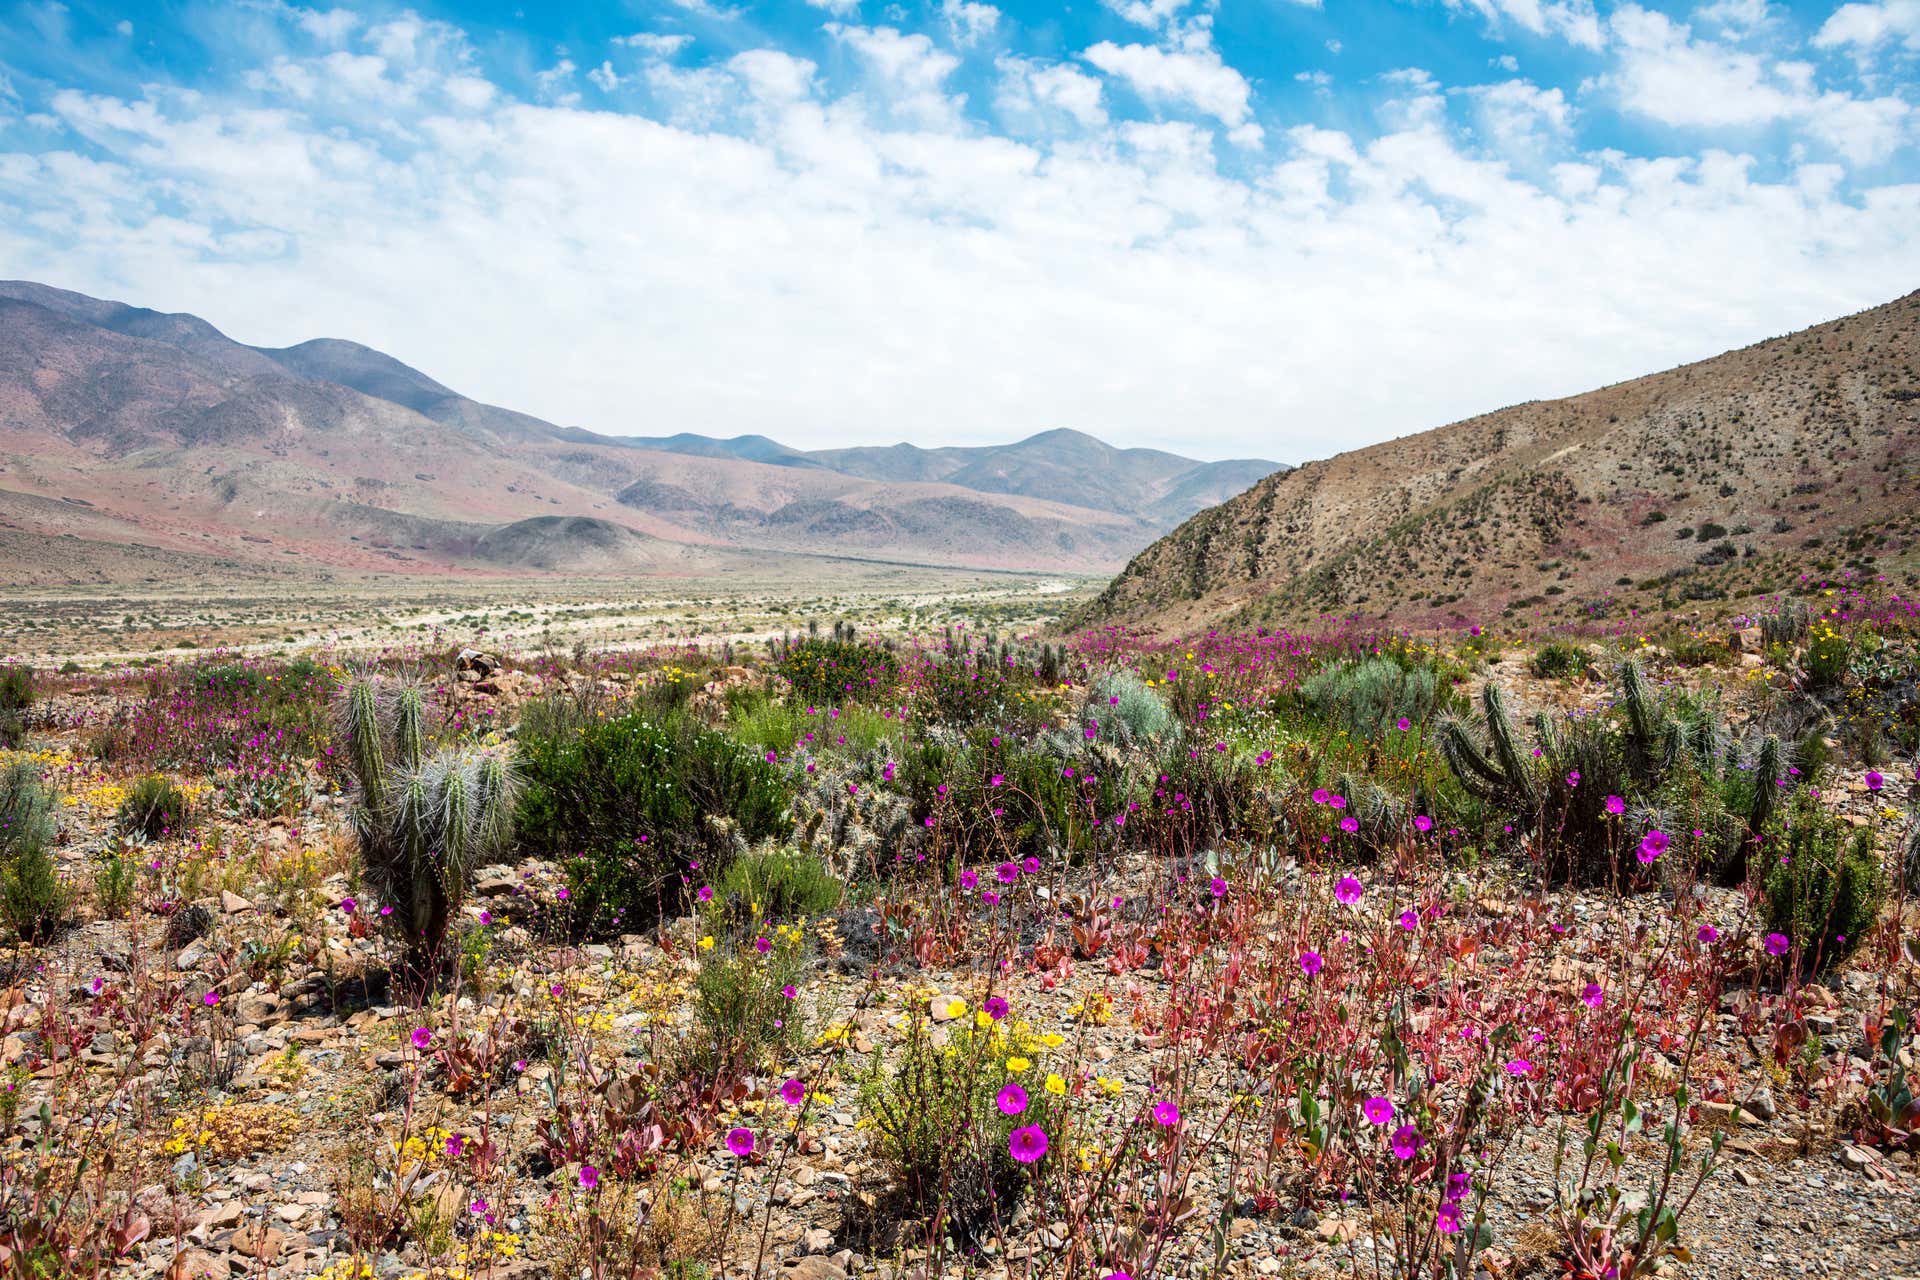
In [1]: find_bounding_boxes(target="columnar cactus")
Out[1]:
[337,674,517,982]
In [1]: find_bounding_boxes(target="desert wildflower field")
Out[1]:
[0,588,1915,1280]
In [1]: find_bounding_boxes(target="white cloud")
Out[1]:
[1464,79,1572,150]
[533,59,579,106]
[941,0,1001,46]
[1608,4,1912,162]
[1082,40,1257,136]
[1441,0,1604,49]
[617,33,696,58]
[588,61,620,93]
[1692,0,1774,37]
[444,76,495,110]
[997,56,1108,128]
[1813,0,1920,57]
[727,49,817,103]
[1099,0,1196,30]
[803,0,862,15]
[667,0,744,19]
[291,7,358,45]
[114,19,132,37]
[827,24,964,127]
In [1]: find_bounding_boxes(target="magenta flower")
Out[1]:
[1581,983,1604,1009]
[1400,909,1419,930]
[1765,932,1790,957]
[780,1079,807,1105]
[1697,923,1720,943]
[1339,816,1359,834]
[1413,814,1433,832]
[1637,829,1668,864]
[1009,1125,1048,1163]
[697,885,713,902]
[1506,1058,1532,1075]
[996,862,1019,884]
[1864,771,1883,791]
[1153,1100,1180,1126]
[1437,1201,1462,1233]
[997,1083,1029,1115]
[411,1027,432,1050]
[1604,795,1625,816]
[579,1165,598,1189]
[1362,1096,1394,1125]
[781,984,797,999]
[1334,876,1363,905]
[754,936,772,954]
[1209,877,1227,898]
[726,1127,755,1158]
[339,897,356,915]
[960,869,979,890]
[1329,794,1347,810]
[1396,717,1411,731]
[1299,950,1324,977]
[985,995,1009,1021]
[1311,788,1330,805]
[203,991,219,1007]
[1390,1123,1424,1159]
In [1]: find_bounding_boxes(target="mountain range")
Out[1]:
[0,280,1283,586]
[1081,291,1920,633]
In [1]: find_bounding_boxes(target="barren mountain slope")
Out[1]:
[0,281,1251,581]
[1083,291,1920,633]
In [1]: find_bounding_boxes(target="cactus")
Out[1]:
[337,674,517,982]
[1760,601,1811,647]
[1440,682,1540,816]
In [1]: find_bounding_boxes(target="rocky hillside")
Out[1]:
[1082,291,1920,633]
[0,281,1274,583]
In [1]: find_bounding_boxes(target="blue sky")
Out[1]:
[0,0,1915,460]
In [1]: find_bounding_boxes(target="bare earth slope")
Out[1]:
[0,281,1274,582]
[1083,291,1920,634]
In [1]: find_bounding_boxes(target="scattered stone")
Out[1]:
[229,1222,285,1262]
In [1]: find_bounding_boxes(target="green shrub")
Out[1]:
[1529,641,1593,681]
[0,763,66,942]
[1761,795,1884,976]
[902,733,1119,863]
[116,774,191,839]
[1805,621,1851,690]
[93,852,136,921]
[707,844,842,928]
[778,638,893,704]
[1079,671,1175,750]
[0,666,32,749]
[513,687,606,742]
[1299,656,1454,741]
[517,710,791,931]
[678,929,808,1084]
[858,1015,1059,1248]
[728,697,894,759]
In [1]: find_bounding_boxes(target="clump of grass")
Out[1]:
[0,762,66,941]
[116,774,191,840]
[708,843,843,927]
[1529,641,1593,680]
[1761,794,1885,977]
[0,665,32,749]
